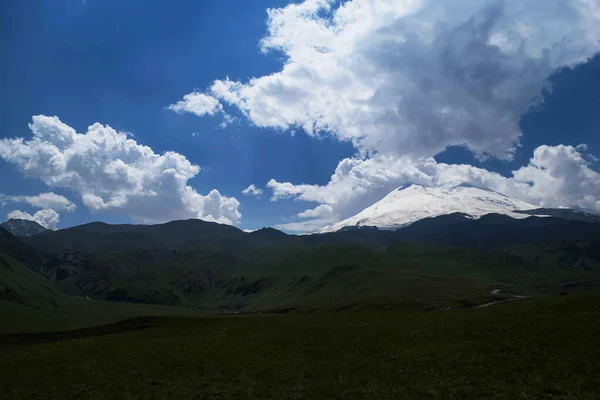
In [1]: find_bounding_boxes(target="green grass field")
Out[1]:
[0,297,217,334]
[2,292,600,400]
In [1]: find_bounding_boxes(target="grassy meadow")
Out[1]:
[2,292,600,400]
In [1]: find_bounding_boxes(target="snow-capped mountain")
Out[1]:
[0,219,48,237]
[319,183,540,233]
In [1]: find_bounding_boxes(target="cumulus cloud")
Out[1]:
[167,92,223,117]
[511,144,600,211]
[0,115,241,225]
[173,0,600,160]
[268,144,600,232]
[1,192,76,212]
[297,204,334,219]
[267,155,435,217]
[241,184,263,198]
[7,209,60,230]
[274,218,338,234]
[276,204,336,232]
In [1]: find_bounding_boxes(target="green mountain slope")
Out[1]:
[498,241,600,269]
[0,228,63,308]
[0,227,215,334]
[28,238,600,312]
[9,216,600,313]
[24,214,600,258]
[0,252,64,308]
[496,241,600,291]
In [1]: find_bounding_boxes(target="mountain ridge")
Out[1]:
[318,184,597,233]
[4,210,600,311]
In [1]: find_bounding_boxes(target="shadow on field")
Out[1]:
[0,316,160,346]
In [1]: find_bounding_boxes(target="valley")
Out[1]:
[2,203,600,399]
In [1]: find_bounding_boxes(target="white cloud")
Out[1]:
[169,0,600,160]
[278,204,336,233]
[0,115,241,225]
[267,154,435,219]
[241,184,263,198]
[267,144,600,232]
[511,144,600,211]
[274,218,335,234]
[1,192,76,212]
[218,113,237,129]
[167,92,223,117]
[7,209,60,230]
[297,204,334,219]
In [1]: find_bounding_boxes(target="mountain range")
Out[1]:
[4,183,599,239]
[2,182,600,314]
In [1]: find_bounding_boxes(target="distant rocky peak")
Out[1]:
[0,219,49,237]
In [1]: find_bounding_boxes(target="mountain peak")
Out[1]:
[396,182,497,193]
[252,227,286,235]
[319,184,539,233]
[0,219,49,237]
[396,182,429,191]
[449,182,495,192]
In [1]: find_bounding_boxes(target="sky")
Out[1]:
[1,0,599,233]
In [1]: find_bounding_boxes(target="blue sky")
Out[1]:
[1,0,600,232]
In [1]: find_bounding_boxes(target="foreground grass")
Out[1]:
[2,292,600,399]
[0,297,214,334]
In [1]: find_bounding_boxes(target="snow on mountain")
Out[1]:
[0,218,49,237]
[319,183,540,233]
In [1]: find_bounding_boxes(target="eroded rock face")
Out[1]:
[42,253,90,281]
